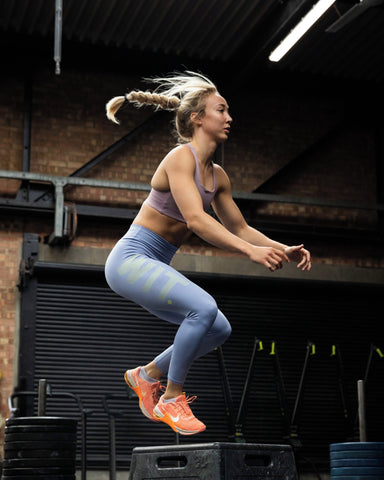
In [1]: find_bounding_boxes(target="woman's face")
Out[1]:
[195,93,232,142]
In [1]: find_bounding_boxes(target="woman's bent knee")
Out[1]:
[218,316,232,344]
[190,296,219,330]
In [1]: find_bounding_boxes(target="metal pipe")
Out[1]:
[357,379,367,442]
[216,346,236,439]
[0,170,151,193]
[81,410,88,480]
[236,337,260,426]
[1,169,383,211]
[54,0,63,75]
[109,416,116,480]
[291,342,312,426]
[23,76,33,172]
[48,180,65,245]
[38,379,47,416]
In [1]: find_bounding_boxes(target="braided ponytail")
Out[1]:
[106,71,218,142]
[106,91,180,124]
[127,91,180,110]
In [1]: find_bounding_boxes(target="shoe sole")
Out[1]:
[124,370,160,422]
[153,406,206,435]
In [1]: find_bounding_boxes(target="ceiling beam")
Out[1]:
[253,119,345,193]
[69,111,167,178]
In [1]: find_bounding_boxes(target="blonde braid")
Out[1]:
[106,90,180,124]
[126,91,180,110]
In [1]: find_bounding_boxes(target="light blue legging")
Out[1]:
[105,224,232,385]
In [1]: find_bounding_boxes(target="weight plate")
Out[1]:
[4,448,76,459]
[5,432,76,442]
[331,458,384,467]
[331,467,384,475]
[330,477,383,480]
[5,417,77,427]
[4,441,76,450]
[1,466,75,475]
[331,450,384,459]
[331,442,384,451]
[1,475,75,480]
[5,425,76,434]
[3,458,75,468]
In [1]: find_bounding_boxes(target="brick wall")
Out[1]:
[1,67,379,218]
[0,227,21,453]
[0,75,24,196]
[0,65,383,456]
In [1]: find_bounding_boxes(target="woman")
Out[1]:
[105,71,311,436]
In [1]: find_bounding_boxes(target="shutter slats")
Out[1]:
[26,275,384,471]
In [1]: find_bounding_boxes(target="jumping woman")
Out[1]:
[104,71,311,436]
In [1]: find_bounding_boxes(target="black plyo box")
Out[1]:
[128,442,298,479]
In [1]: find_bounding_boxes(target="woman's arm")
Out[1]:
[211,165,311,270]
[165,148,289,271]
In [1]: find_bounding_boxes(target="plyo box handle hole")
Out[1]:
[244,454,271,467]
[157,455,188,469]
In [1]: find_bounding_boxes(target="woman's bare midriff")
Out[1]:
[133,202,192,247]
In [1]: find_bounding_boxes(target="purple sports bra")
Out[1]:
[144,143,217,224]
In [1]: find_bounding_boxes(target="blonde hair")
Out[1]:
[106,71,218,143]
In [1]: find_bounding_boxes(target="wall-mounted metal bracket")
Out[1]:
[0,170,150,245]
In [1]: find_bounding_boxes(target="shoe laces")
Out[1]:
[175,394,197,416]
[151,383,165,403]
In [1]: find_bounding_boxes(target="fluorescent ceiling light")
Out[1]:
[269,0,336,62]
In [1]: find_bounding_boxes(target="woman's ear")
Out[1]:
[190,112,202,126]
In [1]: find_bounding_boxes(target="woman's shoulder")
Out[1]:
[212,162,229,179]
[162,144,195,169]
[212,162,231,191]
[169,143,194,156]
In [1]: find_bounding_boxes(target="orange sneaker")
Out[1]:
[153,394,206,435]
[124,367,162,422]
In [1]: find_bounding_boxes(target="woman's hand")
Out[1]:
[249,246,290,272]
[284,244,311,271]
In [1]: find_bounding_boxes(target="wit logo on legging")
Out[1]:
[118,254,188,304]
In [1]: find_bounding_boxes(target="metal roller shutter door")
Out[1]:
[22,266,384,471]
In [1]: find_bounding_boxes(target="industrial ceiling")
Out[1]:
[1,0,384,84]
